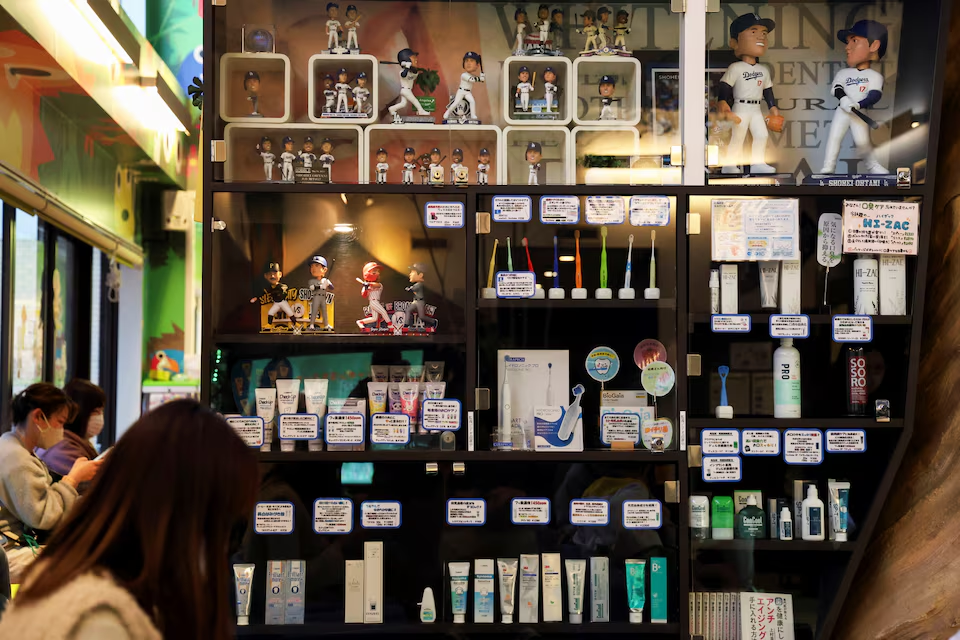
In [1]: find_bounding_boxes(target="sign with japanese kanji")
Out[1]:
[842,200,919,255]
[740,592,795,640]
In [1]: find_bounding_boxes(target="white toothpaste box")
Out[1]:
[345,560,364,623]
[265,560,285,625]
[363,541,383,623]
[498,350,569,450]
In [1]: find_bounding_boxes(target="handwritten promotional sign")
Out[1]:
[712,315,752,333]
[360,501,402,528]
[832,315,873,343]
[769,315,810,339]
[622,500,662,529]
[254,502,294,534]
[422,399,462,431]
[741,430,780,456]
[842,200,919,255]
[826,430,867,453]
[600,413,640,445]
[370,414,410,445]
[784,429,824,465]
[569,499,610,526]
[227,417,264,448]
[701,429,740,455]
[702,455,742,482]
[278,414,319,440]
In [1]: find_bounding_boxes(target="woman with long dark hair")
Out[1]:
[0,400,259,639]
[38,379,107,482]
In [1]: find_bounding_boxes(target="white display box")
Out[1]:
[308,54,378,125]
[220,53,291,123]
[572,56,641,126]
[503,126,571,185]
[363,124,502,185]
[571,126,641,185]
[224,123,363,184]
[501,56,573,126]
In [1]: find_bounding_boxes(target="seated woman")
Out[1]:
[0,400,258,639]
[38,380,106,483]
[0,384,100,582]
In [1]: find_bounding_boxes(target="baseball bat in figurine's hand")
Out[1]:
[355,278,370,287]
[851,107,880,130]
[835,86,880,130]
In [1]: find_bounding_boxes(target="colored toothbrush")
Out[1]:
[648,230,657,290]
[624,233,634,289]
[552,236,559,288]
[574,230,582,289]
[599,226,608,289]
[485,238,499,289]
[506,236,514,271]
[523,237,535,273]
[718,365,730,408]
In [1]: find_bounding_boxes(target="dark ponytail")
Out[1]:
[9,383,75,430]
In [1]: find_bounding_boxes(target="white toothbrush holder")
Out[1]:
[481,288,497,299]
[548,288,566,299]
[644,287,660,300]
[571,288,588,299]
[595,288,612,299]
[618,288,636,299]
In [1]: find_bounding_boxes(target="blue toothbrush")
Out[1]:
[718,365,730,407]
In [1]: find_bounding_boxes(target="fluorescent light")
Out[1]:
[543,271,556,278]
[116,83,188,134]
[40,0,122,66]
[340,193,348,205]
[80,0,139,65]
[334,223,354,233]
[559,255,575,262]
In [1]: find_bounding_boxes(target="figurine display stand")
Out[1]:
[572,57,641,126]
[503,126,571,185]
[618,287,636,299]
[364,124,502,185]
[502,56,573,125]
[532,287,545,299]
[219,53,292,123]
[571,287,588,299]
[595,287,612,299]
[308,54,378,125]
[481,287,496,299]
[548,287,566,299]
[570,126,641,185]
[223,123,363,183]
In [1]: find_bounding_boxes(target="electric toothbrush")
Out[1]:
[500,358,513,449]
[558,384,585,441]
[545,362,553,405]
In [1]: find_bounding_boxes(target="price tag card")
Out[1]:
[769,314,810,339]
[711,314,752,333]
[741,429,780,456]
[842,200,919,255]
[278,414,320,440]
[254,502,295,534]
[585,196,626,224]
[832,315,873,343]
[600,413,640,445]
[360,501,402,529]
[324,414,365,445]
[569,499,610,526]
[825,429,867,453]
[495,271,536,298]
[422,399,462,431]
[701,429,740,455]
[424,201,464,228]
[540,195,580,224]
[370,414,411,445]
[313,498,354,534]
[510,498,551,525]
[493,195,532,222]
[702,455,742,482]
[446,498,486,526]
[629,195,671,226]
[783,429,824,465]
[227,417,264,448]
[622,500,662,529]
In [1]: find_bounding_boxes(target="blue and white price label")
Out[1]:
[783,429,824,464]
[711,314,752,333]
[701,429,740,455]
[226,416,264,448]
[741,429,780,456]
[569,499,610,526]
[702,455,742,482]
[360,501,402,529]
[769,315,810,339]
[313,498,353,534]
[622,500,662,529]
[585,196,626,224]
[825,429,867,453]
[495,271,536,298]
[832,315,873,343]
[254,502,295,534]
[511,498,551,525]
[424,201,464,228]
[278,414,320,440]
[370,414,411,444]
[422,399,462,431]
[540,195,580,224]
[446,498,486,526]
[493,195,532,222]
[324,414,365,445]
[629,195,671,226]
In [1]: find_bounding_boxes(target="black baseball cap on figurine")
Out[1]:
[729,12,776,39]
[408,262,427,274]
[377,147,387,154]
[480,148,489,155]
[244,71,259,81]
[304,136,313,143]
[266,262,281,273]
[463,51,481,63]
[283,136,293,144]
[527,141,542,153]
[599,75,616,86]
[838,20,888,59]
[404,146,415,154]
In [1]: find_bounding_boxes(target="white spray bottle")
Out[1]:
[557,385,585,441]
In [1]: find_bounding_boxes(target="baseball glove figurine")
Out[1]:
[765,113,785,133]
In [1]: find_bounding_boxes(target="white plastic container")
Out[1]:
[853,254,879,315]
[801,485,825,541]
[773,338,801,418]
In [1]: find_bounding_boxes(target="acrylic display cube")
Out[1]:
[363,124,502,185]
[308,54,379,125]
[223,123,363,184]
[501,56,573,126]
[219,53,291,123]
[572,56,641,126]
[571,126,641,185]
[503,126,571,186]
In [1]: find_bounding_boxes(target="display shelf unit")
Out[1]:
[203,1,950,638]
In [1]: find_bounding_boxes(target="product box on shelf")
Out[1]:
[501,56,573,125]
[220,52,292,123]
[223,123,363,184]
[573,56,641,126]
[363,124,502,185]
[503,126,571,185]
[308,54,379,125]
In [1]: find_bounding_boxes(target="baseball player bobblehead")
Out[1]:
[307,256,334,331]
[322,75,336,113]
[598,75,617,120]
[335,68,351,112]
[718,13,782,174]
[402,147,417,185]
[516,66,534,112]
[357,262,391,330]
[299,137,317,170]
[536,4,551,47]
[450,148,465,184]
[515,8,529,53]
[477,148,491,185]
[388,48,431,123]
[325,3,341,51]
[375,148,389,184]
[344,4,361,50]
[543,67,558,113]
[821,20,888,174]
[353,72,370,114]
[251,263,297,328]
[443,51,485,122]
[526,142,543,186]
[280,136,297,182]
[257,137,275,181]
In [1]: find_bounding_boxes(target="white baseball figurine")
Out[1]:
[821,20,888,174]
[536,4,550,46]
[325,2,341,50]
[322,76,336,112]
[477,149,491,185]
[299,137,317,170]
[543,67,558,113]
[318,139,335,183]
[450,149,464,184]
[335,69,351,112]
[526,142,542,186]
[344,4,360,50]
[401,147,417,185]
[257,137,276,181]
[280,136,297,182]
[388,48,430,123]
[514,8,528,52]
[578,10,600,52]
[443,51,484,122]
[515,66,534,112]
[352,73,370,114]
[374,148,389,184]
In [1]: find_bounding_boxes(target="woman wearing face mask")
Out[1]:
[0,400,258,639]
[38,380,106,485]
[0,384,101,582]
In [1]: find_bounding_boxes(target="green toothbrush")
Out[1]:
[599,226,608,289]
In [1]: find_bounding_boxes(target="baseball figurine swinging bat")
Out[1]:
[833,85,879,130]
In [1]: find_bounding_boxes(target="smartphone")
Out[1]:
[94,447,113,461]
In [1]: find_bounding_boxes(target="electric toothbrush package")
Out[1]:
[496,350,578,451]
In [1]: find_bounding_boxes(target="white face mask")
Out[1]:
[36,413,64,449]
[87,413,105,438]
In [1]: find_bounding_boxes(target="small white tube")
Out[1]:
[590,556,609,622]
[541,553,562,622]
[233,563,256,626]
[276,379,301,452]
[303,379,329,452]
[448,562,471,624]
[565,559,586,624]
[367,382,389,414]
[255,388,277,453]
[759,261,780,308]
[828,480,851,542]
[497,558,518,623]
[518,554,539,623]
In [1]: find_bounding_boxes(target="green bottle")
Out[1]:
[736,495,767,539]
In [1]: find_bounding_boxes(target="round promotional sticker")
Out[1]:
[641,361,675,397]
[633,339,667,370]
[641,418,674,450]
[585,347,620,383]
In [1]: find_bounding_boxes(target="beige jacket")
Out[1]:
[0,570,161,640]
